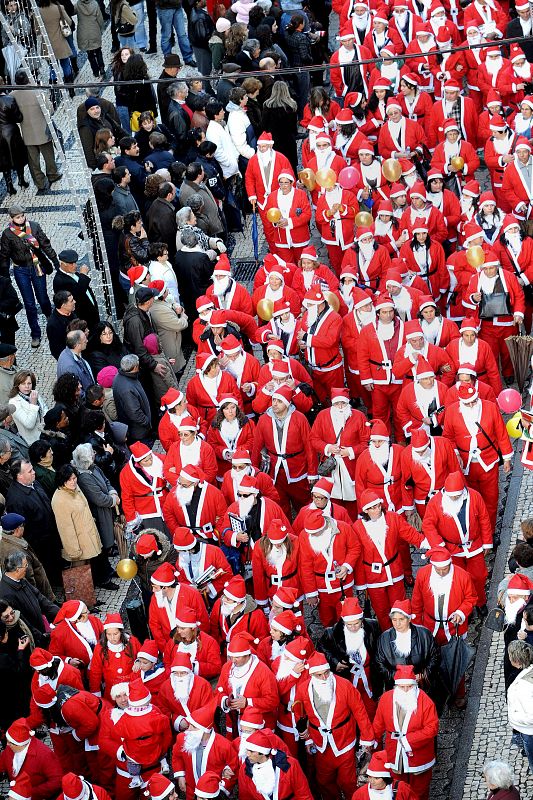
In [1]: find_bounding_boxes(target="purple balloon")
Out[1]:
[497,388,522,414]
[338,166,360,190]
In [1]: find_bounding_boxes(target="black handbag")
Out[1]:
[479,289,511,319]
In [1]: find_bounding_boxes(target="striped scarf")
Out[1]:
[9,221,42,276]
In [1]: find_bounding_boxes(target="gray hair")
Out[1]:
[181,228,199,248]
[243,38,259,54]
[120,353,139,373]
[169,81,188,99]
[508,639,533,669]
[66,330,85,349]
[72,443,95,471]
[188,193,204,213]
[256,0,272,11]
[176,206,194,228]
[483,761,515,790]
[0,437,11,456]
[5,550,26,572]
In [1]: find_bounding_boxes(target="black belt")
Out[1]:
[369,359,391,369]
[267,449,304,459]
[308,353,340,369]
[363,552,398,567]
[271,569,297,582]
[427,613,447,624]
[309,713,351,733]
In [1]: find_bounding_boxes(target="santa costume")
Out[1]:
[251,519,301,607]
[299,288,347,405]
[244,132,295,225]
[209,575,270,650]
[158,388,206,453]
[352,751,418,800]
[49,599,103,669]
[157,652,214,732]
[88,614,141,701]
[263,174,312,263]
[340,229,391,292]
[186,353,240,426]
[291,477,354,534]
[220,448,280,506]
[396,361,448,438]
[400,427,461,518]
[148,562,210,652]
[172,527,231,600]
[0,718,62,800]
[445,319,503,396]
[238,729,314,800]
[315,181,358,274]
[120,443,168,533]
[163,418,218,487]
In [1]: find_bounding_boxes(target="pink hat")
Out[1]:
[97,365,118,388]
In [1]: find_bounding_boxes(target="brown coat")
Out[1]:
[149,300,188,372]
[0,533,56,601]
[51,485,102,562]
[39,2,73,60]
[11,90,52,147]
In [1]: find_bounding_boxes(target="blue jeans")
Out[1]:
[131,2,147,49]
[13,265,52,339]
[116,104,132,131]
[157,6,193,61]
[518,733,533,773]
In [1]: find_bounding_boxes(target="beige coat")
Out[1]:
[51,485,102,562]
[11,89,52,147]
[150,300,188,372]
[39,3,73,60]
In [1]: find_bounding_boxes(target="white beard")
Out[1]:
[341,283,355,308]
[393,685,418,711]
[354,11,369,29]
[331,404,352,428]
[377,320,395,341]
[344,627,366,661]
[267,543,286,567]
[360,241,375,260]
[429,564,454,596]
[461,196,473,214]
[358,309,375,327]
[414,382,437,415]
[441,490,466,517]
[485,56,503,76]
[429,190,443,209]
[239,731,252,760]
[394,10,408,25]
[180,437,202,469]
[221,600,239,616]
[316,147,332,170]
[75,619,97,645]
[213,276,230,296]
[421,317,441,344]
[231,466,251,487]
[363,513,387,553]
[374,217,392,236]
[493,133,512,155]
[394,629,412,657]
[515,61,531,78]
[507,233,522,253]
[369,442,390,466]
[221,417,240,444]
[171,673,192,701]
[265,285,284,302]
[431,14,446,29]
[505,597,527,625]
[302,270,315,290]
[382,61,399,80]
[311,674,334,703]
[238,494,256,519]
[175,484,195,506]
[308,527,333,555]
[142,457,163,479]
[412,446,431,464]
[278,315,296,333]
[252,759,276,797]
[393,288,413,315]
[276,653,298,680]
[183,728,206,753]
[225,353,246,383]
[258,148,273,166]
[307,304,319,325]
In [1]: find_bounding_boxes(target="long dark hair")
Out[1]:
[211,406,249,431]
[99,629,135,661]
[367,88,394,112]
[123,53,149,81]
[309,86,331,115]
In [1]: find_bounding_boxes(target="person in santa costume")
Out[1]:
[511,93,533,137]
[239,728,314,800]
[120,443,168,535]
[113,678,172,797]
[319,597,381,719]
[400,427,461,519]
[216,632,279,737]
[59,689,113,782]
[340,0,371,43]
[403,25,439,95]
[352,493,424,630]
[49,599,103,671]
[358,293,406,437]
[218,339,260,417]
[186,353,240,427]
[255,609,310,666]
[209,575,270,652]
[158,388,206,453]
[256,302,304,360]
[244,132,295,237]
[476,191,504,247]
[206,396,255,482]
[157,651,214,733]
[399,220,449,302]
[310,387,369,518]
[340,287,376,412]
[463,0,507,40]
[494,215,533,332]
[194,305,257,360]
[399,182,448,245]
[392,319,453,387]
[251,385,317,515]
[88,614,141,700]
[252,262,301,320]
[0,718,62,800]
[292,476,353,534]
[251,518,301,609]
[464,250,525,383]
[364,11,402,59]
[397,73,433,137]
[373,664,439,800]
[305,133,348,210]
[297,288,344,403]
[354,418,404,517]
[300,115,329,170]
[330,30,372,101]
[294,651,375,800]
[172,703,238,800]
[172,527,231,602]
[332,107,369,165]
[418,295,460,347]
[163,417,218,487]
[341,226,391,291]
[446,220,487,320]
[426,168,462,250]
[444,362,497,406]
[396,359,448,439]
[163,607,222,681]
[423,469,493,610]
[478,90,507,145]
[477,45,514,109]
[146,773,178,800]
[431,117,480,195]
[148,562,209,652]
[315,180,357,275]
[269,635,313,755]
[389,0,422,52]
[428,79,479,149]
[377,98,426,162]
[254,354,315,434]
[445,319,503,396]
[205,255,253,317]
[353,750,418,800]
[430,26,467,101]
[131,639,169,707]
[502,573,533,688]
[291,247,339,302]
[263,173,312,263]
[253,253,299,293]
[220,448,280,507]
[162,465,227,545]
[298,508,358,627]
[501,138,533,224]
[256,340,311,395]
[484,114,520,212]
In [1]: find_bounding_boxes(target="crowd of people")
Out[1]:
[1,0,533,796]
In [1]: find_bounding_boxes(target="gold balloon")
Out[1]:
[382,158,403,183]
[116,558,138,580]
[466,245,485,268]
[298,168,316,191]
[354,211,374,228]
[266,207,282,224]
[450,156,465,171]
[257,298,274,321]
[324,291,340,312]
[315,168,337,189]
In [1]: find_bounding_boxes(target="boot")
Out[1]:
[64,75,75,98]
[17,171,29,188]
[4,173,16,195]
[70,55,79,76]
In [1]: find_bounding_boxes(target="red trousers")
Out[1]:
[367,581,406,631]
[274,471,311,516]
[335,498,359,520]
[465,461,499,530]
[278,728,299,757]
[312,364,346,403]
[396,768,433,800]
[325,244,349,276]
[479,320,517,378]
[51,732,88,775]
[316,589,344,627]
[371,384,404,441]
[345,369,373,415]
[452,552,488,606]
[399,538,413,580]
[314,746,357,800]
[271,244,306,263]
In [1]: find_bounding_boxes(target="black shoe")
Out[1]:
[185,60,197,67]
[49,174,63,184]
[36,187,48,195]
[477,604,488,618]
[6,183,16,195]
[146,46,157,53]
[99,580,119,591]
[18,178,30,188]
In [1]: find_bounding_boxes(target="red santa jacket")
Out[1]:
[340,244,391,291]
[429,49,468,100]
[49,615,103,667]
[420,315,460,348]
[463,0,508,36]
[61,690,111,747]
[310,407,370,475]
[216,655,280,734]
[0,737,62,800]
[495,236,533,283]
[315,189,358,249]
[148,584,210,652]
[221,466,280,506]
[389,11,422,52]
[219,495,292,549]
[446,248,481,320]
[363,26,403,58]
[271,654,309,738]
[445,378,497,407]
[373,688,439,773]
[207,421,255,481]
[464,267,525,326]
[300,100,341,129]
[353,780,417,800]
[430,140,480,184]
[173,729,238,800]
[484,131,521,190]
[157,673,213,731]
[392,343,454,386]
[428,96,478,149]
[377,118,426,161]
[355,443,404,512]
[398,240,449,299]
[257,358,312,392]
[193,314,258,351]
[209,597,270,647]
[256,318,304,358]
[340,312,371,380]
[88,637,141,699]
[120,455,167,524]
[158,405,206,453]
[329,43,372,97]
[252,285,302,319]
[295,674,375,755]
[186,372,240,425]
[423,485,493,557]
[399,205,448,244]
[396,378,448,438]
[292,499,352,535]
[206,279,254,317]
[174,540,231,598]
[163,631,222,680]
[245,150,295,210]
[252,407,318,483]
[298,518,358,597]
[411,562,478,640]
[477,60,515,107]
[238,754,314,800]
[114,702,172,766]
[263,188,312,250]
[251,533,301,605]
[300,305,343,374]
[291,264,339,301]
[163,438,218,487]
[307,153,348,207]
[253,380,313,416]
[400,435,461,511]
[397,91,433,141]
[163,480,227,541]
[334,128,372,166]
[501,159,533,219]
[426,189,461,243]
[352,512,423,590]
[358,318,406,386]
[443,398,513,473]
[445,337,503,396]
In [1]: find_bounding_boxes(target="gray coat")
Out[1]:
[11,90,52,147]
[39,2,73,60]
[179,180,224,238]
[56,348,95,394]
[77,464,117,550]
[112,369,152,443]
[0,365,16,408]
[74,0,104,50]
[0,425,29,461]
[150,299,188,371]
[112,184,139,215]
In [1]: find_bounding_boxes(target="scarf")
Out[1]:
[9,221,41,275]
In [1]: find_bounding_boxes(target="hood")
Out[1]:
[226,101,241,113]
[122,303,144,325]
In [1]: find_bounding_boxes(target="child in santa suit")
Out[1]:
[49,599,103,672]
[58,773,112,800]
[353,750,418,800]
[89,614,141,701]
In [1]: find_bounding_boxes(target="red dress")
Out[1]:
[88,637,141,700]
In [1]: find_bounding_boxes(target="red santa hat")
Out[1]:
[266,338,285,354]
[341,597,364,621]
[409,181,427,201]
[404,320,424,340]
[401,72,419,87]
[232,448,252,464]
[284,636,312,661]
[151,562,178,587]
[54,599,85,624]
[389,182,407,198]
[267,519,289,544]
[128,679,151,707]
[521,95,533,110]
[177,415,198,433]
[238,475,259,495]
[272,299,291,319]
[489,114,507,132]
[360,489,382,511]
[311,478,334,499]
[444,470,466,494]
[278,171,294,182]
[419,296,437,312]
[128,265,149,287]
[394,664,417,684]
[307,651,330,674]
[300,245,319,262]
[103,613,124,630]
[272,384,293,406]
[307,115,328,132]
[460,318,478,333]
[463,221,483,241]
[479,192,497,210]
[515,136,532,152]
[137,639,159,663]
[411,427,430,450]
[227,632,256,657]
[369,419,389,440]
[443,118,459,134]
[29,647,55,671]
[189,703,216,732]
[271,610,300,635]
[390,599,415,619]
[331,387,350,404]
[32,683,56,708]
[372,74,392,90]
[6,719,34,747]
[196,352,218,374]
[179,464,203,484]
[212,255,231,276]
[195,773,223,799]
[240,707,266,728]
[304,508,327,535]
[130,442,152,462]
[356,226,375,242]
[457,363,477,377]
[245,730,275,755]
[257,131,274,145]
[385,269,402,288]
[436,25,451,43]
[381,44,397,56]
[171,652,193,672]
[511,43,526,62]
[486,89,502,106]
[8,773,33,800]
[62,775,89,800]
[400,160,417,178]
[358,139,375,154]
[219,392,242,410]
[160,387,184,411]
[415,357,434,380]
[337,27,356,41]
[148,774,175,800]
[173,527,197,550]
[174,606,200,628]
[443,78,461,91]
[386,97,402,113]
[367,751,392,778]
[304,288,325,306]
[265,261,286,281]
[196,296,214,313]
[482,250,500,268]
[458,384,478,404]
[353,288,374,311]
[335,108,356,125]
[502,214,520,232]
[412,217,429,234]
[508,574,533,595]
[272,587,300,609]
[428,547,452,567]
[136,533,161,557]
[427,168,443,182]
[340,265,358,281]
[271,360,290,378]
[416,22,434,35]
[223,574,247,603]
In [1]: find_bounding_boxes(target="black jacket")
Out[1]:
[189,5,214,47]
[0,275,22,337]
[53,269,100,330]
[5,481,61,569]
[319,617,382,695]
[0,574,59,636]
[168,100,191,156]
[112,369,152,443]
[506,17,533,62]
[123,303,158,371]
[157,70,178,127]
[175,248,213,321]
[0,220,58,277]
[46,310,77,360]
[375,623,440,690]
[78,111,127,170]
[147,198,178,259]
[114,154,148,208]
[0,639,32,727]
